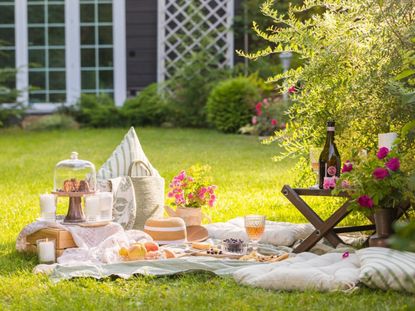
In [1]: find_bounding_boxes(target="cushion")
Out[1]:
[357,247,415,293]
[97,127,160,181]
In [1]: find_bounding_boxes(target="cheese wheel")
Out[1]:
[144,217,187,245]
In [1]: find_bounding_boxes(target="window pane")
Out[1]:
[28,4,44,24]
[81,70,96,90]
[29,71,46,89]
[28,27,45,46]
[48,4,65,23]
[0,51,15,68]
[99,70,113,89]
[49,93,66,102]
[29,93,46,103]
[1,5,14,24]
[49,49,65,68]
[80,4,94,23]
[48,27,65,45]
[99,26,112,45]
[0,28,15,46]
[98,4,112,23]
[49,71,66,90]
[81,26,95,45]
[99,48,112,67]
[81,48,95,67]
[29,49,45,68]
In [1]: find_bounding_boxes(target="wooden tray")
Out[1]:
[191,251,243,259]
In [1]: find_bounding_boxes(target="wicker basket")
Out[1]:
[128,160,165,230]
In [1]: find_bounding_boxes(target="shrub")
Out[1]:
[207,77,260,133]
[23,114,79,131]
[121,83,170,126]
[72,94,121,128]
[0,67,22,127]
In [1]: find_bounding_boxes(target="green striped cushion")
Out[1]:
[357,247,415,293]
[97,127,160,181]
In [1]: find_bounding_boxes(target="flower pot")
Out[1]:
[369,208,397,248]
[164,206,211,226]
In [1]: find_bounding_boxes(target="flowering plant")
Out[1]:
[250,97,288,136]
[167,165,217,209]
[334,147,412,215]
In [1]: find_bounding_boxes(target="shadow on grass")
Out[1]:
[0,241,36,275]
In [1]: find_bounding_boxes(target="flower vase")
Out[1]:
[164,206,209,226]
[369,208,397,248]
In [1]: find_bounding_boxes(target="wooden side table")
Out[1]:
[281,185,376,253]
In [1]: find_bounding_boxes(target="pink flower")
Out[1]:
[323,177,336,190]
[281,123,286,129]
[288,86,296,94]
[373,167,389,180]
[255,102,262,116]
[188,193,194,200]
[188,176,194,182]
[263,98,268,104]
[342,251,350,259]
[341,180,351,189]
[252,116,258,125]
[167,192,174,198]
[208,195,216,207]
[198,187,207,199]
[271,119,277,126]
[357,195,373,208]
[385,157,400,171]
[376,147,389,159]
[176,171,186,181]
[341,161,353,173]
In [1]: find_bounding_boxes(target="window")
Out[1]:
[0,1,16,89]
[27,0,66,103]
[80,0,113,98]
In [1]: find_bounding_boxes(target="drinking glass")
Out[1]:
[309,147,322,187]
[244,215,266,253]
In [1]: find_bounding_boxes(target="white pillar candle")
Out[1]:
[40,194,56,220]
[97,192,113,220]
[37,239,56,264]
[84,195,100,221]
[378,132,397,150]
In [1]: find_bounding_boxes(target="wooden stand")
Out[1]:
[27,227,76,257]
[52,191,94,224]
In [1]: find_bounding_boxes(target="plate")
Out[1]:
[77,219,113,227]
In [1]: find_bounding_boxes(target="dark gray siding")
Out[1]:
[126,0,158,95]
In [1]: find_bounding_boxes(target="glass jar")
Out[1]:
[54,151,96,193]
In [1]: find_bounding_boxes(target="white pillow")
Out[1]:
[97,127,160,181]
[357,247,415,293]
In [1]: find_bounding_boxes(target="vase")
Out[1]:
[369,208,397,248]
[164,206,209,226]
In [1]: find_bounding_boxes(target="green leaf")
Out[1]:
[396,69,415,80]
[402,92,415,105]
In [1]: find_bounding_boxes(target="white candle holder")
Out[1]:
[84,195,100,222]
[37,238,56,264]
[39,194,56,221]
[97,192,113,220]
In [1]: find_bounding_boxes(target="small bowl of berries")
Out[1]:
[221,238,247,255]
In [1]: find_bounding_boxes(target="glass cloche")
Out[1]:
[54,151,96,193]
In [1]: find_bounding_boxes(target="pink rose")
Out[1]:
[198,187,207,199]
[373,167,389,180]
[252,116,258,125]
[357,195,373,208]
[341,161,353,173]
[341,180,351,189]
[323,177,336,190]
[167,192,174,198]
[376,147,389,159]
[255,102,262,116]
[288,86,296,94]
[385,157,400,171]
[271,119,277,126]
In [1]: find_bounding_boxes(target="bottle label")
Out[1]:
[327,127,335,131]
[327,166,337,176]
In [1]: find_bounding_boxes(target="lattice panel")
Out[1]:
[158,0,234,81]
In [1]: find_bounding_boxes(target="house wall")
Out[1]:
[126,0,158,96]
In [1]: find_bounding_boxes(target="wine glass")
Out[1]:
[244,215,266,254]
[309,147,322,188]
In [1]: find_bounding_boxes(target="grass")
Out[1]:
[0,128,413,310]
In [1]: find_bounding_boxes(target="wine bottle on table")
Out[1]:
[319,121,341,189]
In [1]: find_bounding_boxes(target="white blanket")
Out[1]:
[205,217,314,246]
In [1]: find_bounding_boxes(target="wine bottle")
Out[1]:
[319,121,341,189]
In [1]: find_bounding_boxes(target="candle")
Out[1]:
[37,239,56,264]
[378,132,397,150]
[97,192,113,220]
[84,195,100,221]
[40,194,56,221]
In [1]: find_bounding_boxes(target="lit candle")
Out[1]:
[378,132,397,150]
[97,192,113,220]
[37,239,56,264]
[84,195,100,222]
[39,194,56,221]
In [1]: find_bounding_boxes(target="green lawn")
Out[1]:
[0,128,413,310]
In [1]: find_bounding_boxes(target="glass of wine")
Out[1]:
[244,215,266,254]
[309,147,322,188]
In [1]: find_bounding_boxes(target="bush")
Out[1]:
[0,68,23,127]
[72,94,121,128]
[23,114,79,131]
[207,77,260,133]
[121,83,170,126]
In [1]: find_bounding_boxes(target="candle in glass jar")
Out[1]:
[97,192,113,220]
[84,195,100,221]
[37,239,56,264]
[40,194,56,220]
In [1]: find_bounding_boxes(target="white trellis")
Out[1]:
[157,0,234,82]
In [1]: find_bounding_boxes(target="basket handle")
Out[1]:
[128,160,152,177]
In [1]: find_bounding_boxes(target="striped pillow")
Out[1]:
[97,127,160,181]
[357,247,415,293]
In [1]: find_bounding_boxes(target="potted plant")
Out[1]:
[165,165,216,226]
[334,146,413,247]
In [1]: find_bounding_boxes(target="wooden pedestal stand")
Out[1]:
[52,191,95,224]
